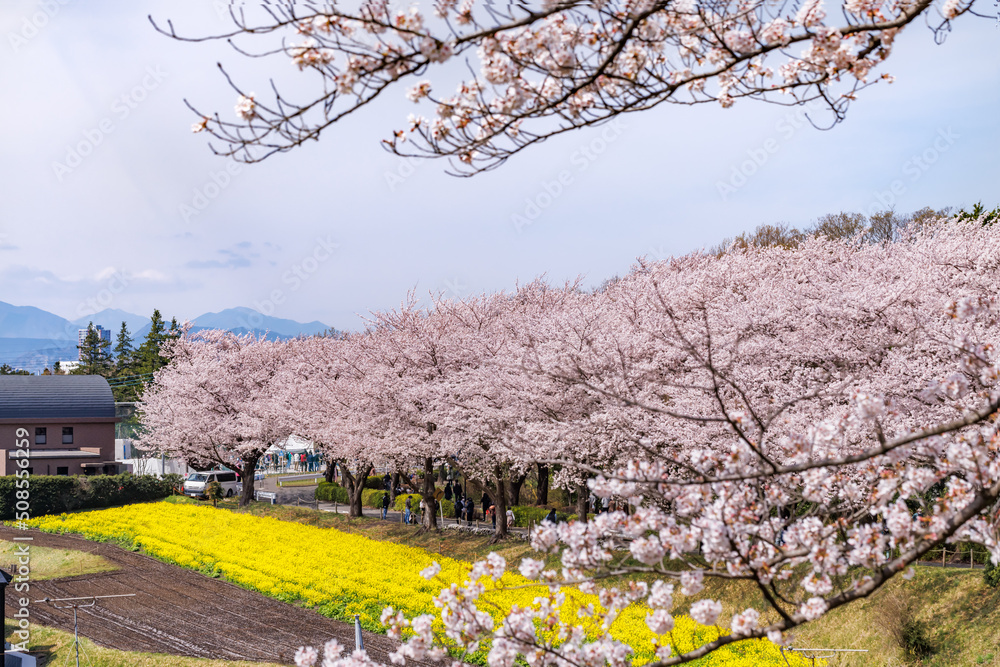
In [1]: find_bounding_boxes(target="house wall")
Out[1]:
[0,422,117,476]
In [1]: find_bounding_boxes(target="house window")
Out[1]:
[62,427,73,444]
[35,427,46,445]
[103,464,117,475]
[56,467,69,476]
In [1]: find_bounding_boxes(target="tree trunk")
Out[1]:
[324,458,336,484]
[493,466,509,540]
[576,482,589,524]
[536,464,549,506]
[339,462,372,518]
[390,472,400,502]
[238,453,262,507]
[509,473,526,507]
[422,457,438,530]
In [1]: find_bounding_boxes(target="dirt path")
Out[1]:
[0,526,416,665]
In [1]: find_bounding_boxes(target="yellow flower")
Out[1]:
[26,504,813,666]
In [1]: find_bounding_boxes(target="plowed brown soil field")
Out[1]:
[0,525,418,665]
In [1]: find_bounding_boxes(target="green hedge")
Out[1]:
[315,482,348,503]
[510,505,571,527]
[363,476,386,490]
[361,489,388,507]
[394,493,421,512]
[393,493,453,517]
[0,473,179,520]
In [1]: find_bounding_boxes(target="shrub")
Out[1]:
[902,619,934,659]
[874,589,934,660]
[205,481,224,507]
[315,482,348,503]
[0,473,175,520]
[392,493,455,518]
[985,558,1000,588]
[438,498,455,517]
[510,505,570,527]
[394,493,421,512]
[363,475,386,490]
[361,489,388,507]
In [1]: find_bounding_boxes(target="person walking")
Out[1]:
[454,496,464,520]
[381,491,390,520]
[489,503,497,529]
[466,497,476,525]
[506,508,515,527]
[405,495,412,525]
[444,482,453,502]
[544,508,558,524]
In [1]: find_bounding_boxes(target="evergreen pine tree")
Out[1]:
[75,323,113,376]
[135,310,168,375]
[131,309,177,398]
[111,322,138,402]
[113,322,134,368]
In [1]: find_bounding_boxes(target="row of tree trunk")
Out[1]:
[250,456,566,541]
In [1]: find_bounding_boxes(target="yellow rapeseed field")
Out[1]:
[27,503,809,666]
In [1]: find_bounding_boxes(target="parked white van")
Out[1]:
[183,470,241,498]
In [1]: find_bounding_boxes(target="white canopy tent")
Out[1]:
[267,435,314,453]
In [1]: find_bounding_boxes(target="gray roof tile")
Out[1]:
[0,375,116,419]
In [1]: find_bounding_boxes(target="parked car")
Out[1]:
[183,470,241,498]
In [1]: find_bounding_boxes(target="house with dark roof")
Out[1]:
[0,375,121,476]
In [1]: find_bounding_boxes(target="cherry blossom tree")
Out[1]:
[287,333,379,517]
[146,218,1000,666]
[298,217,1000,666]
[139,330,294,506]
[155,0,980,174]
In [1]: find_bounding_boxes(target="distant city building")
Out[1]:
[0,375,121,476]
[57,361,81,374]
[78,325,112,360]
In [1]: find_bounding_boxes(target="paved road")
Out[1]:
[250,474,537,539]
[315,500,533,537]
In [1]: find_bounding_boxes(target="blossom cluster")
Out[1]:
[169,0,974,172]
[139,217,1000,664]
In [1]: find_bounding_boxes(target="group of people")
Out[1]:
[587,494,630,515]
[259,450,323,474]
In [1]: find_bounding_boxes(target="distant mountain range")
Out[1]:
[0,302,333,373]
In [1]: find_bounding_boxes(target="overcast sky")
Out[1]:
[1,1,997,331]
